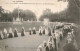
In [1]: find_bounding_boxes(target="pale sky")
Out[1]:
[0,0,69,19]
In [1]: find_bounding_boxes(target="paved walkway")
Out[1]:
[0,32,49,51]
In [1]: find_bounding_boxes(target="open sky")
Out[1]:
[0,0,69,19]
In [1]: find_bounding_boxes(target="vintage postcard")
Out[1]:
[0,0,80,51]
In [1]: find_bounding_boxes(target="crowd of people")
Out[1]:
[63,29,78,51]
[37,24,77,51]
[0,27,25,39]
[0,23,78,51]
[0,26,43,39]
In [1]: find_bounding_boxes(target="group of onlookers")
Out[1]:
[37,24,75,51]
[63,29,78,51]
[0,22,77,51]
[66,29,75,43]
[0,27,26,39]
[0,26,40,39]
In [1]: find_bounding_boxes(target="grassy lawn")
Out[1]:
[0,21,57,33]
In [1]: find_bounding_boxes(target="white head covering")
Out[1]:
[29,28,31,30]
[68,32,71,35]
[14,28,18,32]
[22,27,24,30]
[33,27,36,30]
[9,27,13,33]
[4,28,7,33]
[37,45,42,51]
[67,38,72,43]
[43,41,47,47]
[72,29,74,31]
[48,42,52,46]
[43,41,46,44]
[48,36,52,41]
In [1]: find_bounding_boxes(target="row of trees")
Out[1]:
[39,0,79,23]
[0,7,37,22]
[0,0,79,23]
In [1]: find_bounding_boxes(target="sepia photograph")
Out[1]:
[0,0,80,51]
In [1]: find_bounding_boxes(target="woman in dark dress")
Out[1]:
[0,31,2,39]
[21,27,25,36]
[53,34,57,51]
[43,29,45,35]
[48,29,52,36]
[14,28,18,37]
[46,27,52,36]
[39,27,42,35]
[29,28,32,35]
[39,30,42,35]
[43,41,49,51]
[52,26,55,33]
[3,28,7,39]
[49,42,55,51]
[8,28,13,38]
[33,27,36,34]
[43,27,45,35]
